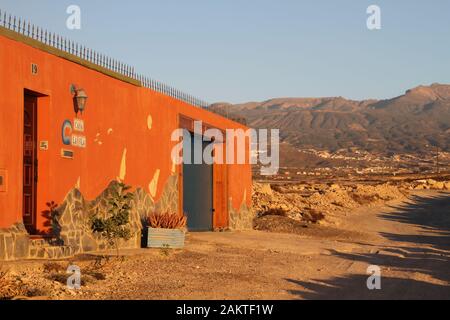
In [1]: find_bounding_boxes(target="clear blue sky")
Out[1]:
[1,0,450,103]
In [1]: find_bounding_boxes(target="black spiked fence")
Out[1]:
[0,8,210,109]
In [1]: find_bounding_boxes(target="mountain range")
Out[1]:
[210,83,450,156]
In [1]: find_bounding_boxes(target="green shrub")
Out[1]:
[90,182,134,257]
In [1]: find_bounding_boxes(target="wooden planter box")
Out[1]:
[146,228,185,249]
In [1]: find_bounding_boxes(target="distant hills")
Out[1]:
[210,83,450,156]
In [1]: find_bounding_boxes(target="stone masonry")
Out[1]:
[0,223,30,261]
[0,174,179,261]
[228,197,254,230]
[55,175,179,256]
[1,173,252,261]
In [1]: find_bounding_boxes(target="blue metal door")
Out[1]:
[183,133,213,231]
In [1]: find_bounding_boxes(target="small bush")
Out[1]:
[350,193,381,205]
[259,208,288,218]
[159,244,171,257]
[90,182,134,256]
[270,185,284,193]
[253,215,309,235]
[89,255,111,271]
[43,262,66,274]
[302,209,325,223]
[147,212,187,229]
[88,272,106,281]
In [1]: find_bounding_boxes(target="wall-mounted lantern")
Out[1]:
[70,84,88,115]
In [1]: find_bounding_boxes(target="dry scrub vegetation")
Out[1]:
[0,266,48,300]
[0,256,114,300]
[252,181,413,234]
[252,178,450,234]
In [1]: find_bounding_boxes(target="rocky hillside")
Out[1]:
[210,83,450,155]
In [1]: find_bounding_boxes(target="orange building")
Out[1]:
[0,15,252,261]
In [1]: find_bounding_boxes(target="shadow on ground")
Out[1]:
[286,193,450,300]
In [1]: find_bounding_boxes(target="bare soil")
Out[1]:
[1,190,449,300]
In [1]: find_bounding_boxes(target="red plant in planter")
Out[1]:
[147,213,187,230]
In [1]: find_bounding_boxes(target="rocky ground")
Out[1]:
[252,178,450,232]
[1,181,449,300]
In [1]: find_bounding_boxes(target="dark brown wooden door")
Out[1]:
[23,95,38,234]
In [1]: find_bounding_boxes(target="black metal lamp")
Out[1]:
[70,84,88,115]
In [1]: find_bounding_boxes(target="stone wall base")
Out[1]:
[1,175,254,261]
[0,223,30,261]
[228,197,255,231]
[0,175,179,261]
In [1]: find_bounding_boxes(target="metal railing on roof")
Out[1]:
[0,9,210,109]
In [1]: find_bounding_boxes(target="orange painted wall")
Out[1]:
[0,34,252,231]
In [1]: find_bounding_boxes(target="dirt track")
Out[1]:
[171,190,450,300]
[71,190,450,299]
[2,191,450,300]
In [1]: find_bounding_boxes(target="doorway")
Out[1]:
[183,133,213,231]
[23,93,38,234]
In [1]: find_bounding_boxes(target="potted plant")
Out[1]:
[145,213,187,249]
